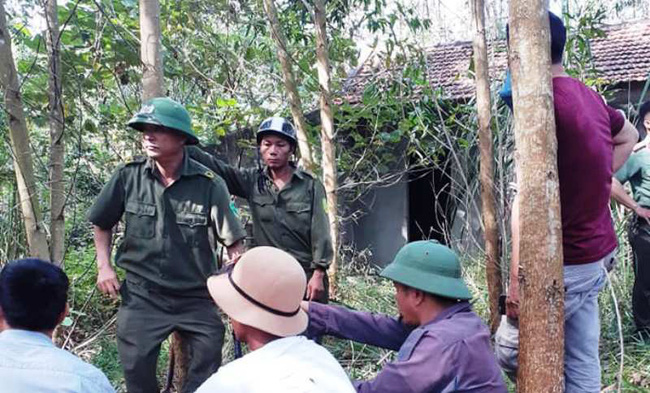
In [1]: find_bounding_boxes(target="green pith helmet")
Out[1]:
[127,97,199,145]
[380,240,471,300]
[257,117,297,145]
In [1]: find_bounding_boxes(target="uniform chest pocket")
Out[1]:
[176,211,209,247]
[125,201,156,239]
[284,202,311,228]
[252,195,275,222]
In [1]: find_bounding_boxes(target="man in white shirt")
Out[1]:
[195,247,355,393]
[0,258,115,393]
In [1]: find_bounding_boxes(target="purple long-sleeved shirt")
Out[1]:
[307,301,507,393]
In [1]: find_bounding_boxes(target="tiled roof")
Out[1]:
[340,20,650,103]
[591,21,650,83]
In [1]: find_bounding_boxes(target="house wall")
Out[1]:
[611,81,648,109]
[344,180,409,268]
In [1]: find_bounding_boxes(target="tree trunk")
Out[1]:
[262,0,315,171]
[313,0,339,296]
[508,2,564,392]
[471,0,502,334]
[0,0,50,260]
[45,0,66,266]
[139,0,164,100]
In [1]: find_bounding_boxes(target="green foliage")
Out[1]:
[563,4,608,92]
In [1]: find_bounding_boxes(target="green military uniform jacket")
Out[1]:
[615,148,650,209]
[88,153,246,294]
[188,146,333,271]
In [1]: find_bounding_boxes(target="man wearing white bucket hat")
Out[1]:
[195,246,355,393]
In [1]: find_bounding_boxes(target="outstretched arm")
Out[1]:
[187,145,256,199]
[306,302,411,351]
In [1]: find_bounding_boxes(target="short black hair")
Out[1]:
[506,11,566,64]
[0,258,69,331]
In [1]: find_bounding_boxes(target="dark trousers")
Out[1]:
[628,219,650,332]
[117,279,225,393]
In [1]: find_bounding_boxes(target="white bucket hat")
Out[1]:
[207,246,308,337]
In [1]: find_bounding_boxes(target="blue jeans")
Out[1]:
[564,251,611,393]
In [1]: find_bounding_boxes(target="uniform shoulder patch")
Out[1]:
[124,156,146,165]
[299,168,315,178]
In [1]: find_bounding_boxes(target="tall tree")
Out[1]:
[140,0,164,100]
[312,0,340,294]
[471,0,502,334]
[262,0,315,171]
[0,0,50,260]
[508,1,564,391]
[44,0,65,265]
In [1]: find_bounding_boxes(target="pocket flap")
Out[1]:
[125,201,156,216]
[252,195,274,206]
[286,202,310,213]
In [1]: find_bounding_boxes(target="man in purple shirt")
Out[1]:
[305,240,507,393]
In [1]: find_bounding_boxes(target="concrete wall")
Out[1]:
[345,179,409,268]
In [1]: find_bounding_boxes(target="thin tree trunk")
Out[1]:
[44,0,65,266]
[0,0,50,260]
[139,0,164,100]
[508,2,564,391]
[313,0,339,296]
[471,0,502,334]
[262,0,315,171]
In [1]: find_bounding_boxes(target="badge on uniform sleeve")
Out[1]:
[205,171,215,179]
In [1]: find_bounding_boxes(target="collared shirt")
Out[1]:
[0,329,115,393]
[195,336,355,393]
[615,148,650,210]
[307,301,507,393]
[88,153,246,293]
[188,146,333,271]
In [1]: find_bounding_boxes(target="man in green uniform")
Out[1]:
[188,117,332,302]
[88,97,246,393]
[612,101,650,336]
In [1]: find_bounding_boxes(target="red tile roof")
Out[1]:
[340,20,650,103]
